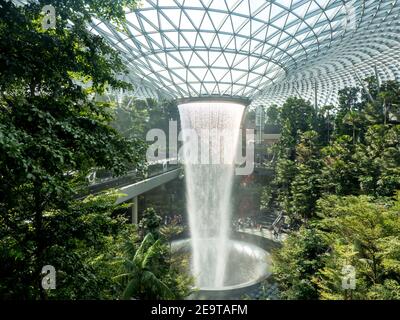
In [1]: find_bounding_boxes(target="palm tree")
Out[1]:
[343,111,361,144]
[320,105,335,144]
[115,233,174,300]
[160,222,185,251]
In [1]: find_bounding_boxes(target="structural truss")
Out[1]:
[91,1,399,106]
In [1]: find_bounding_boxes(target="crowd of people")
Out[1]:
[233,214,285,240]
[233,216,263,232]
[163,213,184,226]
[162,212,284,240]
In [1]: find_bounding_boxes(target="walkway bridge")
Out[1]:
[83,159,182,223]
[84,159,275,223]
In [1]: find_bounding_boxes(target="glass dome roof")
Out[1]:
[89,1,400,105]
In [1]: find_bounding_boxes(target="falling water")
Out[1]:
[178,101,245,289]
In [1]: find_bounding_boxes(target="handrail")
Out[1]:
[272,213,284,230]
[87,158,180,186]
[86,166,180,195]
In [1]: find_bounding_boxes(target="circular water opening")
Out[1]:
[172,238,271,291]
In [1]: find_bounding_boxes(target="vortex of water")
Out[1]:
[178,101,245,289]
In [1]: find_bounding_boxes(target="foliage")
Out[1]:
[320,135,359,196]
[115,232,193,300]
[116,233,174,300]
[263,98,321,222]
[0,191,131,299]
[315,194,400,300]
[260,184,274,211]
[266,79,400,222]
[279,97,317,160]
[110,97,179,141]
[77,206,191,300]
[272,227,329,300]
[138,208,162,239]
[290,131,322,221]
[266,104,280,126]
[0,0,147,299]
[355,125,400,196]
[274,194,400,300]
[160,222,185,243]
[270,78,400,300]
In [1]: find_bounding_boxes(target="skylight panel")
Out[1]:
[158,13,177,30]
[90,0,395,103]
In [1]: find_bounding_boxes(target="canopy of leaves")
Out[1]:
[0,0,149,299]
[270,78,400,300]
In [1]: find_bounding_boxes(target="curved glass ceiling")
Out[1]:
[89,1,400,105]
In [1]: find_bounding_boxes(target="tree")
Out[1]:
[317,105,335,144]
[116,233,174,300]
[160,222,185,248]
[314,194,400,300]
[290,131,322,221]
[273,227,329,300]
[266,104,281,126]
[114,231,193,300]
[110,96,150,140]
[270,80,400,301]
[260,184,275,211]
[378,81,400,125]
[0,0,146,299]
[0,190,136,299]
[320,135,360,196]
[354,125,400,197]
[110,97,180,141]
[279,97,317,160]
[269,98,319,219]
[275,158,297,216]
[274,194,400,300]
[138,208,162,239]
[342,111,364,144]
[335,87,361,137]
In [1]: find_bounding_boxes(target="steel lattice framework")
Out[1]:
[91,1,399,106]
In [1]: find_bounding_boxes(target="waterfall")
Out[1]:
[178,101,245,289]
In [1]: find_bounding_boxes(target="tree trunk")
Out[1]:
[33,181,46,300]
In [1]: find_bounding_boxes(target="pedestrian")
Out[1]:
[273,226,279,240]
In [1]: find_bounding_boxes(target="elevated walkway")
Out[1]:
[238,227,287,243]
[82,159,182,205]
[116,168,181,204]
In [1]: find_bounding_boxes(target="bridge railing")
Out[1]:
[85,158,180,195]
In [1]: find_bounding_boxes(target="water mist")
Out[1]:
[178,101,245,289]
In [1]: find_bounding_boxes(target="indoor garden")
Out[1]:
[1,0,400,303]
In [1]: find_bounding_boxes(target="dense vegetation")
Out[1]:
[2,0,400,302]
[265,78,400,300]
[0,0,189,300]
[111,96,180,141]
